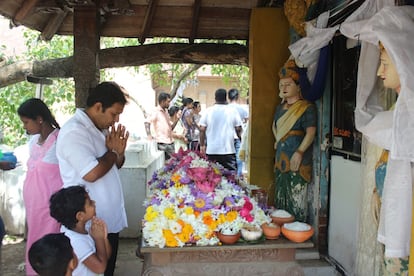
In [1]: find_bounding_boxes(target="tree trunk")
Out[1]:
[0,43,248,88]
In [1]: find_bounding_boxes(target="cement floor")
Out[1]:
[0,236,143,276]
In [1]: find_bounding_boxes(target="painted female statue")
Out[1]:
[374,42,409,274]
[346,6,414,274]
[272,59,317,222]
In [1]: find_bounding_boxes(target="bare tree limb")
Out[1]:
[170,64,203,99]
[0,43,248,88]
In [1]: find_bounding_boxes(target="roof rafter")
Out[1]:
[40,9,70,41]
[189,0,201,44]
[13,0,39,26]
[138,0,159,44]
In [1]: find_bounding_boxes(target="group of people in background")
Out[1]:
[145,94,204,160]
[145,88,249,178]
[14,81,130,276]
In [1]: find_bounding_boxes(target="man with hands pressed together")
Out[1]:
[56,81,129,276]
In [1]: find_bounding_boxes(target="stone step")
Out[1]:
[298,259,342,276]
[296,248,320,260]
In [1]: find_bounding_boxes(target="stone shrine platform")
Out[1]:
[141,237,314,275]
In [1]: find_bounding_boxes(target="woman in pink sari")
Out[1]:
[18,98,63,276]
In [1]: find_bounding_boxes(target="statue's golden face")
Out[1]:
[377,49,401,93]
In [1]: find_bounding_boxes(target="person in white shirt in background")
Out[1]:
[199,88,242,172]
[228,88,249,178]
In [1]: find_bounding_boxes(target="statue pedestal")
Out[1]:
[141,238,313,275]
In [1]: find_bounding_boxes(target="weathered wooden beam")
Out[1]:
[113,0,131,9]
[13,0,40,25]
[0,43,248,88]
[62,0,95,6]
[73,5,100,107]
[189,0,201,44]
[99,43,248,67]
[139,0,159,44]
[40,9,70,41]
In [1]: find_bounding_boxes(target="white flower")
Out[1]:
[168,220,182,234]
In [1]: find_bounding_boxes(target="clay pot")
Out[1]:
[217,231,241,245]
[261,223,281,240]
[281,225,314,243]
[240,226,263,241]
[270,215,295,226]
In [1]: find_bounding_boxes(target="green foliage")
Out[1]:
[0,29,75,147]
[210,64,249,96]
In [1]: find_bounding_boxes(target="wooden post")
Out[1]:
[73,5,100,108]
[248,8,290,204]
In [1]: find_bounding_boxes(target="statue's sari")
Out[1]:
[273,100,316,221]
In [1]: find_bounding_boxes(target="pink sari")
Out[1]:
[23,129,63,276]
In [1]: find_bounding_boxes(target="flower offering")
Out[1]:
[142,149,270,248]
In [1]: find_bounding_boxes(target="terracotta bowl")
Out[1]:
[240,226,263,241]
[270,215,295,226]
[281,225,314,243]
[261,223,281,240]
[217,232,241,245]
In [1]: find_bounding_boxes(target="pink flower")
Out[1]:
[187,167,222,193]
[243,197,253,211]
[239,208,254,222]
[195,180,215,194]
[239,197,255,222]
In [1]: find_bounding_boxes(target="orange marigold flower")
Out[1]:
[171,173,180,183]
[203,214,214,226]
[163,229,178,247]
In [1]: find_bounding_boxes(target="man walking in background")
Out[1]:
[145,92,179,161]
[199,88,242,172]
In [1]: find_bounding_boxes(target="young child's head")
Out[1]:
[29,233,78,276]
[50,185,96,229]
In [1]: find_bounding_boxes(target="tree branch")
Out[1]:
[0,43,248,88]
[170,64,203,99]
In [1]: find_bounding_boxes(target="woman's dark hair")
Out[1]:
[168,105,180,117]
[50,186,88,229]
[182,97,194,107]
[17,98,60,129]
[193,101,200,109]
[29,233,73,276]
[87,81,128,110]
[228,88,239,101]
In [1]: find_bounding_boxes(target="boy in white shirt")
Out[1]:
[50,186,111,276]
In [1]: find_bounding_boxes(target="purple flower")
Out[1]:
[150,197,161,206]
[189,191,214,212]
[223,196,236,211]
[180,175,192,184]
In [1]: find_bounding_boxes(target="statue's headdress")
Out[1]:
[279,59,300,83]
